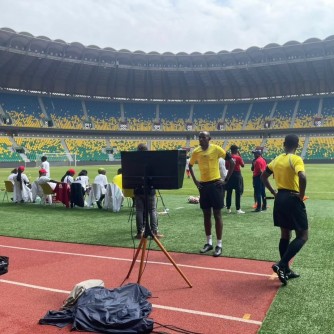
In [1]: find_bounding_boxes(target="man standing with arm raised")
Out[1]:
[189,131,235,257]
[261,134,308,285]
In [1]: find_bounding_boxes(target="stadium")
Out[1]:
[0,26,333,334]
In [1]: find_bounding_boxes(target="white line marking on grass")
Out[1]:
[175,207,184,210]
[0,244,271,277]
[0,279,262,326]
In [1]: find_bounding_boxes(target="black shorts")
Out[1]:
[273,190,308,231]
[199,181,224,210]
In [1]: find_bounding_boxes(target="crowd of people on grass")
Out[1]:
[4,133,308,286]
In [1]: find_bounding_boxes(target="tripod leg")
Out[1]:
[152,236,192,288]
[137,238,148,284]
[125,237,145,279]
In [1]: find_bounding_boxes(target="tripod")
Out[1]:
[125,174,192,288]
[156,189,170,218]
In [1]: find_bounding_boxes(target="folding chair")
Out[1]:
[2,181,14,202]
[40,183,57,205]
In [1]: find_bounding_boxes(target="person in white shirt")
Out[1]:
[40,156,50,177]
[185,156,191,178]
[61,169,76,184]
[74,170,90,195]
[13,166,32,203]
[31,169,58,202]
[8,168,17,184]
[218,157,228,208]
[93,168,108,209]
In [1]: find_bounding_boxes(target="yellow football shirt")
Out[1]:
[190,144,227,182]
[267,153,305,192]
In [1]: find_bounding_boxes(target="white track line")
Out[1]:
[0,244,271,277]
[0,279,262,326]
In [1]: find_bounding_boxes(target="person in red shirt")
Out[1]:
[225,145,245,214]
[252,149,267,212]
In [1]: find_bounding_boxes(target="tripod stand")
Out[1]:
[125,174,192,288]
[156,189,170,217]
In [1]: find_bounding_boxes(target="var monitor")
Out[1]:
[121,150,186,190]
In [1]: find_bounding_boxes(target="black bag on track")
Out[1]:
[0,256,9,275]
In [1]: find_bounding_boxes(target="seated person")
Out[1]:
[74,170,90,196]
[13,166,32,203]
[8,168,17,184]
[61,169,76,184]
[93,168,108,209]
[113,168,134,206]
[31,169,58,202]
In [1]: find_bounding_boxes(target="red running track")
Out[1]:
[0,236,280,334]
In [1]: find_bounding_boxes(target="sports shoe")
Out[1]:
[253,208,262,212]
[236,209,245,214]
[286,270,300,280]
[213,246,222,257]
[200,243,213,253]
[227,208,232,213]
[261,207,267,211]
[154,233,164,239]
[272,263,288,285]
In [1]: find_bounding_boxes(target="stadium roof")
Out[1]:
[1,27,334,101]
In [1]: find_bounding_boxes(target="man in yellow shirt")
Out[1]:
[189,131,235,257]
[261,134,308,285]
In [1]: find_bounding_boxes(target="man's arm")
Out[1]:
[298,171,307,201]
[223,155,235,184]
[261,169,276,196]
[189,164,201,189]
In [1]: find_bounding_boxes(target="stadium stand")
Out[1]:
[305,136,334,160]
[124,103,155,131]
[111,140,147,159]
[85,100,120,130]
[224,138,263,161]
[43,97,85,129]
[294,98,320,128]
[264,137,305,160]
[245,101,274,130]
[192,104,224,131]
[159,104,190,131]
[0,136,23,162]
[321,97,334,127]
[15,137,65,162]
[224,103,249,131]
[151,140,187,151]
[0,92,42,128]
[65,139,109,162]
[271,100,295,129]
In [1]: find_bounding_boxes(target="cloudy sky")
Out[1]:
[1,0,333,53]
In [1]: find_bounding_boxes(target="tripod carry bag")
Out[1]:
[0,256,9,275]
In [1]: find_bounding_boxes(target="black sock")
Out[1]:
[279,238,290,259]
[280,238,306,268]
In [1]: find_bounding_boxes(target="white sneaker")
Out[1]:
[237,209,245,214]
[227,209,232,213]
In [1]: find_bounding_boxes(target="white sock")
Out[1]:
[207,235,212,245]
[217,240,222,248]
